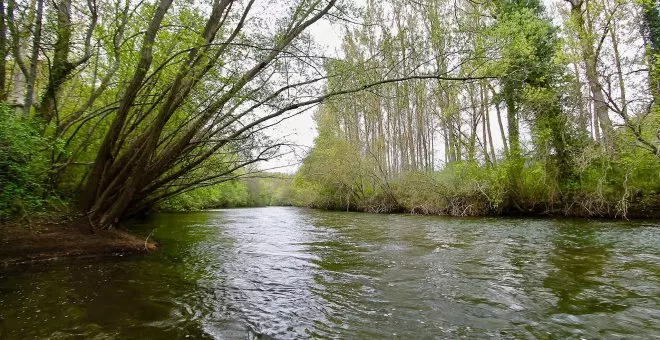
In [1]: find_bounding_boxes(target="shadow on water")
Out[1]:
[0,212,229,339]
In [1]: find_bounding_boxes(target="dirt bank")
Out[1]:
[0,217,156,266]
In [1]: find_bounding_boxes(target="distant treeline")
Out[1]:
[156,175,295,212]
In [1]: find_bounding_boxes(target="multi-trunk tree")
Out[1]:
[3,0,346,226]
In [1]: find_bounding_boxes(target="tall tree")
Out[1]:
[564,0,614,143]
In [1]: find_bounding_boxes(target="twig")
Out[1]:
[144,229,155,251]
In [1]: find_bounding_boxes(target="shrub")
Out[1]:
[0,103,52,220]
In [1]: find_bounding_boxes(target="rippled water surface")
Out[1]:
[1,207,659,339]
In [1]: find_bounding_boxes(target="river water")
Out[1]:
[0,207,658,339]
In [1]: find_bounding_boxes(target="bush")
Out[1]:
[565,145,660,218]
[0,103,52,220]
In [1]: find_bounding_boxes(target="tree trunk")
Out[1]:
[490,85,509,157]
[468,83,478,162]
[480,83,491,165]
[22,0,42,118]
[641,0,660,98]
[38,0,74,123]
[0,0,7,100]
[6,0,31,109]
[568,0,614,143]
[504,80,520,159]
[82,0,174,215]
[572,59,589,137]
[483,82,497,165]
[609,16,627,117]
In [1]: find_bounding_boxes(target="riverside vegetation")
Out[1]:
[0,0,658,227]
[289,0,660,218]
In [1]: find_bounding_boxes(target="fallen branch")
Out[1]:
[144,229,156,251]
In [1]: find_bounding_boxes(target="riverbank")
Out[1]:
[294,202,660,220]
[0,217,156,266]
[155,201,660,220]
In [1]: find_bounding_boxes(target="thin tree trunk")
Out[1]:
[572,59,589,137]
[483,82,496,165]
[22,0,42,118]
[490,85,508,157]
[504,80,520,159]
[609,17,627,117]
[468,83,478,162]
[480,83,491,165]
[0,0,7,100]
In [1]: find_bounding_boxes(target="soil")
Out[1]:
[0,216,157,266]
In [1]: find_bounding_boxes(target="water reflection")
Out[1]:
[0,208,658,339]
[542,220,660,338]
[545,221,618,315]
[0,212,223,339]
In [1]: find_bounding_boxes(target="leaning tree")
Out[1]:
[1,0,486,228]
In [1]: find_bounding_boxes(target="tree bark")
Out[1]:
[37,0,82,123]
[641,0,660,97]
[5,0,30,109]
[504,80,520,159]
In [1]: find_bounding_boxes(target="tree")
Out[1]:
[2,0,344,226]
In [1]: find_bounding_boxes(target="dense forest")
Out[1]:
[291,0,660,218]
[0,0,658,226]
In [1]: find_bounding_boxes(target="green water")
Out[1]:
[1,207,658,339]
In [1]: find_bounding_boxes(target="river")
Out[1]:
[0,207,658,339]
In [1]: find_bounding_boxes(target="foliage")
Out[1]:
[158,180,249,211]
[0,103,51,219]
[0,0,344,227]
[157,174,295,211]
[293,149,660,218]
[244,176,295,207]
